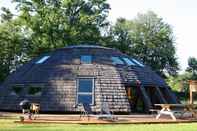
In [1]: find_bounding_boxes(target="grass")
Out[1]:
[1,119,197,131]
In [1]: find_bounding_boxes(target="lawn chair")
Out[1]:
[19,99,32,120]
[80,103,93,121]
[19,100,40,120]
[98,102,118,121]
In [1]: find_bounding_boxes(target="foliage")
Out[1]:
[13,0,110,55]
[0,8,30,82]
[166,72,192,92]
[0,7,13,22]
[166,57,197,93]
[186,57,197,80]
[106,18,132,52]
[109,11,179,77]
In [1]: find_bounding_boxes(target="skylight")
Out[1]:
[111,57,124,65]
[132,59,144,67]
[122,57,136,66]
[81,55,92,64]
[36,56,50,64]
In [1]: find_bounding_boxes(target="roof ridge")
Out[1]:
[64,45,113,50]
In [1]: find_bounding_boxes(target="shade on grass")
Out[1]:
[1,119,197,131]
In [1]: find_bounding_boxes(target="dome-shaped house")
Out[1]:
[0,45,178,113]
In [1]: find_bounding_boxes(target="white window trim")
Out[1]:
[76,77,95,105]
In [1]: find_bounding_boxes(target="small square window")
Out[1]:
[10,85,23,95]
[27,85,42,96]
[80,55,92,64]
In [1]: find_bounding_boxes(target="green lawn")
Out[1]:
[1,119,197,131]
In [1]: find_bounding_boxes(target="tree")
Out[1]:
[109,11,179,77]
[107,18,132,53]
[166,57,197,93]
[13,0,110,55]
[166,73,192,92]
[0,7,13,22]
[186,57,197,80]
[0,8,30,82]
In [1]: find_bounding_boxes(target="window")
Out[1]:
[80,55,92,64]
[11,85,23,95]
[36,56,50,64]
[132,59,144,67]
[111,57,124,65]
[77,78,94,104]
[28,86,42,96]
[122,57,136,66]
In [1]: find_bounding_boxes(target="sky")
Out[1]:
[0,0,197,72]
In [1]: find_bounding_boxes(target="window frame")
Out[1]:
[76,77,95,105]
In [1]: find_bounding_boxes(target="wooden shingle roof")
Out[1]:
[1,45,167,87]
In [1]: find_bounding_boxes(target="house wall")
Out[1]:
[0,64,131,113]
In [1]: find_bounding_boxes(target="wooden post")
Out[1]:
[190,83,193,104]
[189,80,197,104]
[127,88,131,100]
